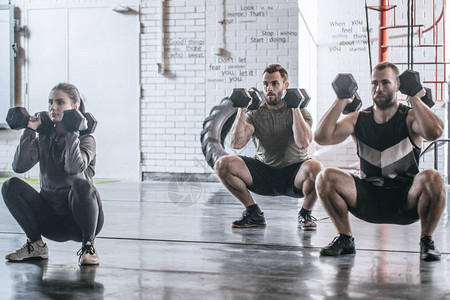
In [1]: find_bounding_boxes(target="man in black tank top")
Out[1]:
[314,62,445,261]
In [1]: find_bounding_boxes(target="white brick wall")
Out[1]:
[140,0,299,177]
[314,0,379,169]
[0,0,447,180]
[313,0,447,173]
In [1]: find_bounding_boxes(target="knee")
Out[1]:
[316,168,340,196]
[302,160,324,179]
[416,170,444,193]
[415,170,445,200]
[2,177,23,201]
[214,155,232,177]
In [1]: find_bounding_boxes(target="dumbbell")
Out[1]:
[6,107,54,134]
[397,70,434,108]
[331,74,363,114]
[230,88,261,110]
[60,109,97,134]
[282,88,310,108]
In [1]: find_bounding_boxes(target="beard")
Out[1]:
[265,91,283,106]
[373,93,396,109]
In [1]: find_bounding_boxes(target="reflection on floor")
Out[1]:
[0,181,449,299]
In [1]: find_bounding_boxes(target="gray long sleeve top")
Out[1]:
[12,128,96,213]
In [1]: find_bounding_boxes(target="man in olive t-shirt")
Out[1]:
[215,64,323,230]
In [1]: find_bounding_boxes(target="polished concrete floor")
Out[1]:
[0,180,449,299]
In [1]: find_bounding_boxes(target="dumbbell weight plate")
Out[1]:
[398,70,435,108]
[61,109,85,132]
[6,107,30,130]
[398,70,423,97]
[299,88,311,109]
[283,88,304,108]
[332,73,358,99]
[80,112,98,135]
[230,88,252,108]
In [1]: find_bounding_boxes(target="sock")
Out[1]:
[299,207,311,217]
[246,204,261,213]
[421,235,432,242]
[339,233,352,239]
[30,239,45,247]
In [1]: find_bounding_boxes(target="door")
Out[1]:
[25,3,140,180]
[0,5,15,128]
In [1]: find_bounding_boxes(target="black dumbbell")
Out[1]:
[331,73,363,114]
[37,112,54,134]
[282,88,310,109]
[81,112,97,135]
[398,70,434,108]
[343,92,362,114]
[6,107,54,133]
[299,88,311,108]
[230,88,261,110]
[61,109,97,134]
[247,89,263,110]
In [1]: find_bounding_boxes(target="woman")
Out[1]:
[2,83,104,265]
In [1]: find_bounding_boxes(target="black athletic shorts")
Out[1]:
[350,175,419,225]
[239,156,307,198]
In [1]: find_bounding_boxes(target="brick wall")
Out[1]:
[313,0,447,175]
[140,0,299,180]
[1,0,447,180]
[313,0,378,168]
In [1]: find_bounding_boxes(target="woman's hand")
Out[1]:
[80,117,88,131]
[27,113,42,131]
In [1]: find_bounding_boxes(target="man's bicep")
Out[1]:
[333,114,357,142]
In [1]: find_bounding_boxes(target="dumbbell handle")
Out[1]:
[407,87,435,108]
[343,92,362,115]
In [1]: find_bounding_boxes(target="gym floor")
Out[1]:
[0,180,449,299]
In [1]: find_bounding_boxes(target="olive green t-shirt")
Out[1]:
[245,104,313,167]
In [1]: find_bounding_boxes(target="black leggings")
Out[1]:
[2,177,104,243]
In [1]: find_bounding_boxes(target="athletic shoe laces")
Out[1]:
[303,214,317,222]
[77,243,95,257]
[18,240,34,254]
[422,237,435,250]
[328,236,340,246]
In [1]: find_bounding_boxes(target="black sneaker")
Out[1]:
[298,214,317,231]
[232,210,266,228]
[420,236,441,261]
[320,235,356,256]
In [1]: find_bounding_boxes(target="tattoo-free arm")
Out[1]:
[409,89,443,141]
[229,108,255,149]
[314,98,358,145]
[292,108,312,149]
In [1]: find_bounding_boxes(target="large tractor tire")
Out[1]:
[200,88,263,169]
[200,97,237,169]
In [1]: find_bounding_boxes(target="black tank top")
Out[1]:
[354,104,420,186]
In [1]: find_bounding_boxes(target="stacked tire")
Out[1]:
[200,88,263,169]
